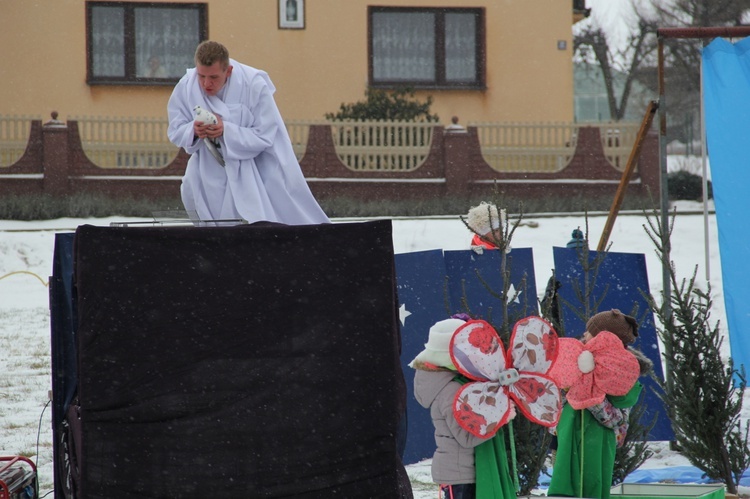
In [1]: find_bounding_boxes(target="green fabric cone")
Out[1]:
[548,383,642,499]
[475,426,517,499]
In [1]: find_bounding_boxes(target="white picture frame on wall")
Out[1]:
[279,0,305,29]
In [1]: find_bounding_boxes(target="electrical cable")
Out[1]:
[36,398,53,498]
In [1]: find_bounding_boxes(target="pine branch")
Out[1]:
[643,208,750,495]
[613,397,656,485]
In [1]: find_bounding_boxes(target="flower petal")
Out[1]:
[566,375,606,409]
[507,373,561,427]
[586,332,641,396]
[510,316,558,374]
[562,331,641,409]
[548,337,584,388]
[450,320,506,381]
[453,381,512,437]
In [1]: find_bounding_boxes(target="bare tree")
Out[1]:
[638,0,750,142]
[576,0,750,132]
[574,16,658,121]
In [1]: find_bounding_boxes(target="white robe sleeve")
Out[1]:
[167,77,202,154]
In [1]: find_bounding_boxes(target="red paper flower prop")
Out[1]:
[549,331,640,410]
[449,317,562,438]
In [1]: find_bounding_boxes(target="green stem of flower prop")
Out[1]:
[509,420,520,492]
[579,409,585,498]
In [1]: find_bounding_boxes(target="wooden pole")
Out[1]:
[596,100,659,252]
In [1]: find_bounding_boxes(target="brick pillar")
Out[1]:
[443,118,474,197]
[299,124,334,178]
[42,111,70,196]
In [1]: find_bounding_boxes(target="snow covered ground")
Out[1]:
[0,202,745,497]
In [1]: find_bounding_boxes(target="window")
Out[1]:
[86,2,207,85]
[369,7,485,89]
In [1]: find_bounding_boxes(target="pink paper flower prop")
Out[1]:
[549,331,641,410]
[449,317,562,438]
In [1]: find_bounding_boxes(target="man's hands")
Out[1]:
[194,115,224,140]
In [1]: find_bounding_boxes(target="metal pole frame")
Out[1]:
[656,26,750,317]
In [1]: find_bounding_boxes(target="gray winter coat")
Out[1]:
[413,369,492,485]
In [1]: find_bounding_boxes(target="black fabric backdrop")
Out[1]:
[72,220,411,498]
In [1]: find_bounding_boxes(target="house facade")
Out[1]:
[3,1,659,210]
[3,0,577,124]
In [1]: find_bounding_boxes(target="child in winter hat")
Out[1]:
[549,308,652,499]
[411,317,502,498]
[584,308,638,346]
[566,227,586,249]
[584,308,653,377]
[465,202,507,251]
[409,318,465,371]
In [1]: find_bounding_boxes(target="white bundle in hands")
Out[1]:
[192,105,225,167]
[193,105,218,125]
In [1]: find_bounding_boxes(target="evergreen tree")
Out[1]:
[613,398,656,485]
[512,415,555,495]
[643,209,750,495]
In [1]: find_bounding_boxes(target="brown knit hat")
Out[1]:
[586,309,638,346]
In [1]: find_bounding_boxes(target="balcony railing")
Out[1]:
[0,115,640,173]
[599,123,641,170]
[0,115,40,167]
[471,121,641,173]
[73,116,315,168]
[285,120,316,161]
[71,115,179,169]
[329,120,434,172]
[471,122,578,173]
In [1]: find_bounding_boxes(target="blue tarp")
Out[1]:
[703,37,750,380]
[537,465,750,487]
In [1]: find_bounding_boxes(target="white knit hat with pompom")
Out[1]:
[409,318,466,370]
[466,202,506,236]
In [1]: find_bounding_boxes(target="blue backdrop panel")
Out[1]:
[703,37,750,380]
[50,233,76,498]
[394,248,538,465]
[443,248,539,324]
[553,247,674,442]
[394,250,453,465]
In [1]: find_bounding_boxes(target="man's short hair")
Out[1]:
[194,41,230,69]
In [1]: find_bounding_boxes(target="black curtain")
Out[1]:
[66,221,410,498]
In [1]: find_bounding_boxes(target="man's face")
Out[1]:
[197,61,233,96]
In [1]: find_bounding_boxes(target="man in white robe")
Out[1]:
[167,41,329,225]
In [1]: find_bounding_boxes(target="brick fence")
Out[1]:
[0,117,660,204]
